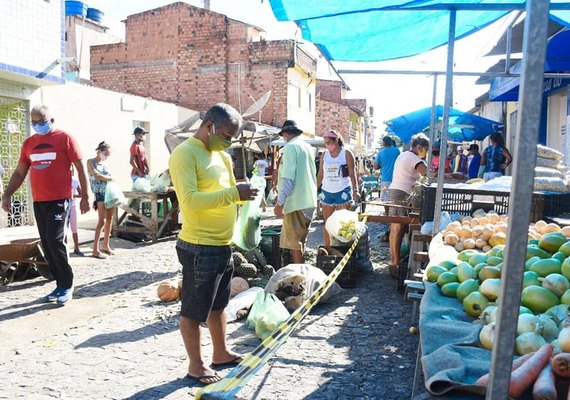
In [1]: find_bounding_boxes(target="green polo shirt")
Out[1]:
[278,136,318,214]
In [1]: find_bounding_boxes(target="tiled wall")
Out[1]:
[0,0,65,83]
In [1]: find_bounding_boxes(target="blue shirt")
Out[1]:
[468,154,481,179]
[375,146,400,183]
[483,145,506,173]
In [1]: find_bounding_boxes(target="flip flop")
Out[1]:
[92,252,107,259]
[211,355,244,368]
[186,373,222,385]
[101,249,115,256]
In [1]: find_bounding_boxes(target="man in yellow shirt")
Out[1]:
[169,103,258,385]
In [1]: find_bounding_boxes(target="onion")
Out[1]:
[481,305,498,324]
[542,274,570,297]
[538,314,560,342]
[517,314,540,335]
[515,332,546,355]
[551,339,562,354]
[558,326,570,352]
[479,323,496,350]
[545,304,570,326]
[480,278,501,301]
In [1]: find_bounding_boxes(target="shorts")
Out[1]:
[320,186,352,207]
[69,203,78,234]
[386,189,410,217]
[176,239,233,322]
[280,210,312,251]
[483,172,503,181]
[95,192,105,202]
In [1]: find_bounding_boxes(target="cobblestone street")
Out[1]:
[0,217,420,400]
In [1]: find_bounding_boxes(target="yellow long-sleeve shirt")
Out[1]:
[169,137,240,245]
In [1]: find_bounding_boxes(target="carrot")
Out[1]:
[474,351,535,386]
[551,353,570,378]
[532,364,557,400]
[509,344,553,398]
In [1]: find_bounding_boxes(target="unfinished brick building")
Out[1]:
[90,2,317,130]
[315,79,370,145]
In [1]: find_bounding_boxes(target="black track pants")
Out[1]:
[33,199,73,289]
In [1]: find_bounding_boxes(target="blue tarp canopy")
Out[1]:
[490,29,570,101]
[269,0,570,62]
[385,105,504,143]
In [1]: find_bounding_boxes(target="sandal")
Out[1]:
[92,252,107,259]
[101,249,114,256]
[186,373,222,385]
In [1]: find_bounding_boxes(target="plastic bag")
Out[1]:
[152,170,171,193]
[420,211,452,234]
[233,175,266,251]
[266,188,277,206]
[325,209,364,243]
[537,144,563,160]
[132,177,152,192]
[104,182,126,209]
[246,291,290,340]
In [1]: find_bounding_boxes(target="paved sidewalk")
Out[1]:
[0,217,420,399]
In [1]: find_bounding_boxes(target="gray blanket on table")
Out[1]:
[419,282,533,399]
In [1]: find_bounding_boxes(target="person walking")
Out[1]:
[374,136,400,202]
[1,105,89,304]
[467,144,482,179]
[481,132,512,181]
[87,141,115,259]
[273,120,317,264]
[317,130,359,252]
[386,133,429,278]
[169,103,258,385]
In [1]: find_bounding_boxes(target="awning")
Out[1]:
[385,105,503,143]
[490,30,570,101]
[268,0,570,62]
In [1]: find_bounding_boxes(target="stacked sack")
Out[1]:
[534,145,568,192]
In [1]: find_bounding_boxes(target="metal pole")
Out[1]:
[426,75,438,178]
[433,10,456,235]
[486,1,550,399]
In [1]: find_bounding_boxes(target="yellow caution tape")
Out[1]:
[196,217,368,399]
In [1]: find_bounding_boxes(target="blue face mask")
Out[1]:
[32,121,52,135]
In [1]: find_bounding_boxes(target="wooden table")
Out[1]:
[113,191,179,243]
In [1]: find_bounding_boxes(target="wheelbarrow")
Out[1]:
[0,238,53,285]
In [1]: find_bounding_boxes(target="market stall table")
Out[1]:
[113,191,179,243]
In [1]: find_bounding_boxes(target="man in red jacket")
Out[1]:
[1,105,90,304]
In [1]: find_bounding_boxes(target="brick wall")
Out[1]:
[316,79,345,104]
[315,99,350,141]
[89,2,306,127]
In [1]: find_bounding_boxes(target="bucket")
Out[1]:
[86,8,104,23]
[65,1,87,17]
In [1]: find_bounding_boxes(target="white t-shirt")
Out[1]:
[254,159,269,176]
[389,151,424,194]
[322,148,350,193]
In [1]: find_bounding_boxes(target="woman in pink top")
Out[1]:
[386,133,429,278]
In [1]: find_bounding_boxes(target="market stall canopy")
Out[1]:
[490,29,570,101]
[270,136,325,148]
[385,105,503,144]
[268,0,570,62]
[164,115,280,154]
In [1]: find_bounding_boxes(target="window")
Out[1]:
[297,87,302,109]
[307,93,312,112]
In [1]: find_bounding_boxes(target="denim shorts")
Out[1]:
[320,186,352,207]
[176,239,233,322]
[94,192,105,202]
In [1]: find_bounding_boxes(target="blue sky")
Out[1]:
[87,0,508,137]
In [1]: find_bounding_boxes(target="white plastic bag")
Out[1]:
[132,177,152,192]
[233,175,266,251]
[104,182,126,209]
[325,209,364,243]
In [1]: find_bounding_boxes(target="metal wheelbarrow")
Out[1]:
[0,238,53,285]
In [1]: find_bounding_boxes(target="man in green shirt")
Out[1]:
[169,103,258,385]
[274,120,317,264]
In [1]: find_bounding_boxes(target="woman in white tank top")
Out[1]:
[316,130,359,252]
